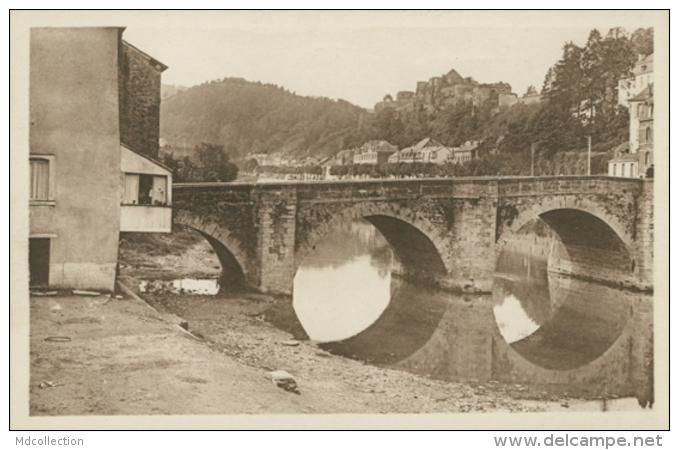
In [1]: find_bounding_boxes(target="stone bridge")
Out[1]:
[173,176,653,295]
[172,176,654,399]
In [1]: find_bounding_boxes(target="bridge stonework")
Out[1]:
[174,176,653,294]
[173,176,654,397]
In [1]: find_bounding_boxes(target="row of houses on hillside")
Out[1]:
[323,138,481,170]
[247,153,321,168]
[607,53,654,178]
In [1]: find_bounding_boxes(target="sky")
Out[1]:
[113,11,659,109]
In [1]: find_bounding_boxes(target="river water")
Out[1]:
[139,217,653,408]
[290,218,652,406]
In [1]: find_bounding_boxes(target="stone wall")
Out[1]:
[118,41,164,159]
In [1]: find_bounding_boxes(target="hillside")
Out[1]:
[160,78,372,160]
[160,26,652,177]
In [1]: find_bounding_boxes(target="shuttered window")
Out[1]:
[30,157,52,201]
[151,175,167,205]
[123,174,140,204]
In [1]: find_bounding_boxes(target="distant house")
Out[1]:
[619,54,653,107]
[303,156,320,167]
[353,140,398,165]
[608,84,653,178]
[452,140,481,164]
[395,146,416,164]
[29,27,170,292]
[607,143,639,178]
[403,138,453,164]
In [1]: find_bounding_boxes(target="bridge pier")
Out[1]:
[634,180,654,290]
[253,187,297,294]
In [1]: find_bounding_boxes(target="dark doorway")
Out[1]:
[29,238,50,286]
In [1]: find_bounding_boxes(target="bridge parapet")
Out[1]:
[175,175,646,200]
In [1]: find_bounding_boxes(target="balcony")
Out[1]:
[120,205,172,233]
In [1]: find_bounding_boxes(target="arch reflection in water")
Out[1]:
[493,218,634,370]
[293,218,447,364]
[293,219,394,343]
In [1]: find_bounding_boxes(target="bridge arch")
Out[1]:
[295,202,451,284]
[174,211,250,292]
[498,196,634,253]
[492,195,641,375]
[496,195,637,284]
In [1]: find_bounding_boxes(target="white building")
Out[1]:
[618,54,653,107]
[608,84,653,178]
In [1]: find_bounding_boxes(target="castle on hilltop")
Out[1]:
[375,67,521,113]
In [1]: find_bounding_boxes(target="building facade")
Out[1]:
[352,141,398,165]
[608,85,653,178]
[618,54,653,107]
[29,27,171,292]
[451,140,481,164]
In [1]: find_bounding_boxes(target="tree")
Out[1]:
[630,27,654,56]
[192,143,239,182]
[242,158,259,173]
[581,29,605,128]
[524,85,538,96]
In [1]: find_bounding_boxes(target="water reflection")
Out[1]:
[281,215,651,404]
[492,224,633,370]
[140,278,220,295]
[293,219,394,342]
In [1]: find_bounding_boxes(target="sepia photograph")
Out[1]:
[9,10,669,432]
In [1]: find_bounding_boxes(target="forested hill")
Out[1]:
[159,78,372,160]
[160,26,653,176]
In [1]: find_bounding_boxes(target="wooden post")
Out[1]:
[587,136,592,176]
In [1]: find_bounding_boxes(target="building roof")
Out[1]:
[445,68,464,83]
[608,153,640,163]
[629,84,653,103]
[411,138,449,152]
[633,54,653,76]
[121,143,173,172]
[360,140,398,153]
[121,40,168,72]
[336,149,354,158]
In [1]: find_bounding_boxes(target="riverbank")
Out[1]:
[107,228,648,415]
[30,288,553,416]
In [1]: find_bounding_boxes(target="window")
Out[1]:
[123,174,168,205]
[646,127,652,143]
[30,156,54,202]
